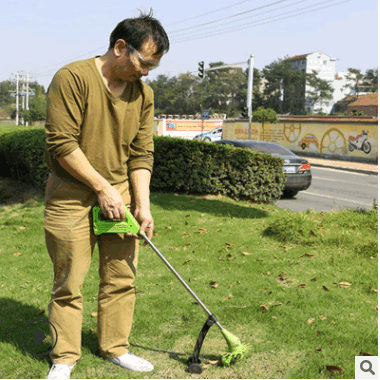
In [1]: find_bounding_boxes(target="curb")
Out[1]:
[310,162,378,176]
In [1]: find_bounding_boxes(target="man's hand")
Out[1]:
[96,184,126,221]
[131,207,154,240]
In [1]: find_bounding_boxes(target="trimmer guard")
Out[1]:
[187,314,218,374]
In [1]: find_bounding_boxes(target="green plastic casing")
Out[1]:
[92,206,140,235]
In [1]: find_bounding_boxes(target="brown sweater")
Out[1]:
[45,57,154,185]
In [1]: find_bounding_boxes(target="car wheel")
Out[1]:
[203,137,211,142]
[283,190,299,198]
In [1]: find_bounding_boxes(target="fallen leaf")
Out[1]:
[242,251,252,256]
[135,289,144,294]
[225,243,234,249]
[339,282,352,287]
[209,281,218,289]
[183,260,192,265]
[299,253,314,258]
[326,366,344,374]
[215,229,222,232]
[274,303,283,307]
[13,252,23,257]
[166,226,172,230]
[299,283,308,288]
[206,359,221,365]
[307,318,315,324]
[316,347,322,352]
[266,271,271,275]
[261,304,269,311]
[182,232,190,236]
[272,316,277,319]
[19,226,26,230]
[91,312,97,317]
[311,277,317,282]
[360,351,374,356]
[198,228,209,234]
[185,215,191,217]
[169,247,179,250]
[320,315,327,320]
[322,286,329,291]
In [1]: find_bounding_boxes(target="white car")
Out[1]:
[194,127,223,142]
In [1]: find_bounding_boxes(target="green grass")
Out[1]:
[0,192,377,379]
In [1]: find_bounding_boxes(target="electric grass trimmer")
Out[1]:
[93,205,249,374]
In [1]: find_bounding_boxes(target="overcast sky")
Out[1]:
[1,0,378,90]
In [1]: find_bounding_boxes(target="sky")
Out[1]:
[0,0,378,91]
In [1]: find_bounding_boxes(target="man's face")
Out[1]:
[113,37,163,82]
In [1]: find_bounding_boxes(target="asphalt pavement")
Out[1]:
[299,156,378,176]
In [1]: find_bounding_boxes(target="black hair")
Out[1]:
[109,9,170,56]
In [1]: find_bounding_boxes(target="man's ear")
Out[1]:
[114,39,127,57]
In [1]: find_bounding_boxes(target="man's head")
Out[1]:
[107,10,170,82]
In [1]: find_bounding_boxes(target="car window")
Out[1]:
[249,143,294,155]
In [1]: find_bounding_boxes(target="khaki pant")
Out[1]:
[44,172,138,365]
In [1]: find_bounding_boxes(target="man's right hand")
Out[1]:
[96,184,126,221]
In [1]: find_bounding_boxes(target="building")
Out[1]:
[346,94,378,117]
[284,52,356,114]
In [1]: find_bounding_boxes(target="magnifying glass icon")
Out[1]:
[360,360,375,375]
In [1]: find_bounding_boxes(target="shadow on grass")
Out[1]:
[0,297,205,370]
[151,192,269,219]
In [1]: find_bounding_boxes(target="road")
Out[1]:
[275,167,378,212]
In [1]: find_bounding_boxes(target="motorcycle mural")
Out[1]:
[348,130,371,154]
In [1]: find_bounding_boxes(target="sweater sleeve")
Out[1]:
[128,83,154,173]
[45,68,84,159]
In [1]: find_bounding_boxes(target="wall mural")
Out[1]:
[223,120,378,161]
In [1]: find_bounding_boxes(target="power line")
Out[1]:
[170,0,313,39]
[170,0,352,44]
[169,0,289,33]
[166,0,265,27]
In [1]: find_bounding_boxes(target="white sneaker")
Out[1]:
[46,363,76,379]
[106,352,154,372]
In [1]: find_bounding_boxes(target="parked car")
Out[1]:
[215,140,312,197]
[194,127,223,142]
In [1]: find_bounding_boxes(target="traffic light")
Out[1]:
[241,106,248,118]
[198,61,204,79]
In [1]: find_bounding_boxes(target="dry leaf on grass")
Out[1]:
[322,286,329,291]
[198,228,209,234]
[298,283,308,288]
[339,282,352,287]
[320,315,327,320]
[206,359,221,365]
[299,253,313,258]
[135,289,144,294]
[91,312,97,317]
[209,281,218,289]
[261,304,269,311]
[307,318,315,324]
[13,252,23,257]
[326,365,344,374]
[242,251,252,256]
[166,226,172,230]
[225,242,234,249]
[19,226,26,230]
[183,260,192,265]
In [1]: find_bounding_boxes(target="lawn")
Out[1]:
[0,191,377,379]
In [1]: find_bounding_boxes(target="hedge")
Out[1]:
[0,127,286,202]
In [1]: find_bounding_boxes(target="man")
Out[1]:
[44,11,169,379]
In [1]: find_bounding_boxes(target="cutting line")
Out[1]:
[312,176,378,188]
[302,191,374,207]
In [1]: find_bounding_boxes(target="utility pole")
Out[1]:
[247,54,255,140]
[15,72,19,126]
[26,71,29,126]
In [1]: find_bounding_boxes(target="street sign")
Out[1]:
[202,110,209,120]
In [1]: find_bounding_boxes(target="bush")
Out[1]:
[0,129,286,202]
[152,136,285,202]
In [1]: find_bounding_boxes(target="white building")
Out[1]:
[285,52,355,114]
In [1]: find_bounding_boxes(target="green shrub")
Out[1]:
[152,136,285,202]
[0,128,286,202]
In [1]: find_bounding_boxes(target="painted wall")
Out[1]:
[154,119,224,139]
[222,117,378,162]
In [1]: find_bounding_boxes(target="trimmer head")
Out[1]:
[92,205,140,235]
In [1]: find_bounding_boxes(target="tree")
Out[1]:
[362,68,378,92]
[24,87,47,123]
[251,107,278,141]
[306,70,334,113]
[262,57,308,115]
[343,68,364,98]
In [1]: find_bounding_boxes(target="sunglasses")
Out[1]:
[127,44,160,71]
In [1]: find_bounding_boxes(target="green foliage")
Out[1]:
[0,129,286,202]
[152,136,285,202]
[0,127,49,190]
